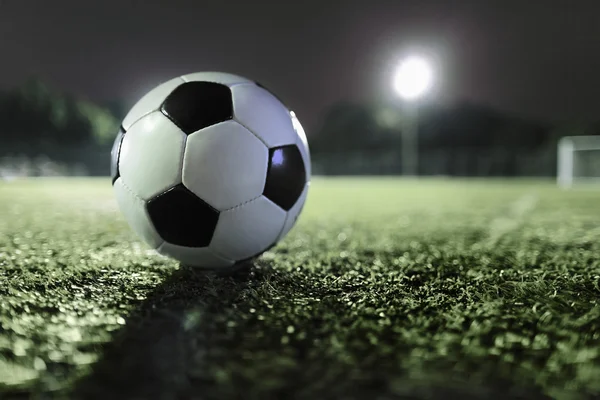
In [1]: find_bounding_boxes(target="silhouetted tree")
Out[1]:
[0,77,119,150]
[311,101,395,154]
[311,99,560,176]
[102,99,128,124]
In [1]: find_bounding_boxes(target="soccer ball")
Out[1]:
[110,72,310,269]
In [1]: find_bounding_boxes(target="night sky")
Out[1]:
[2,0,600,131]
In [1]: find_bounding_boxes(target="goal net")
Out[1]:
[557,136,600,188]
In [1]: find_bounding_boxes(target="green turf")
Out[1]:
[1,177,600,399]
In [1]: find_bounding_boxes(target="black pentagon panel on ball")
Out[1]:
[263,145,306,211]
[160,81,233,134]
[146,184,220,247]
[110,126,125,185]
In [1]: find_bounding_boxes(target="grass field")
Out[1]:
[1,177,600,399]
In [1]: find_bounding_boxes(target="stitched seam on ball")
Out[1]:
[125,77,186,129]
[178,132,188,183]
[234,120,269,147]
[228,82,252,88]
[222,193,263,212]
[119,178,143,203]
[210,247,236,265]
[276,182,308,241]
[125,110,153,132]
[118,178,164,248]
[273,213,288,243]
[179,75,250,85]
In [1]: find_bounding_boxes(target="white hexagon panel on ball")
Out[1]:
[112,178,164,249]
[231,83,298,148]
[210,195,287,261]
[182,120,268,211]
[118,112,186,201]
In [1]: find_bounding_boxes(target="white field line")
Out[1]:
[485,193,539,247]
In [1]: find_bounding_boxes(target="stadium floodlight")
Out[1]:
[393,56,434,101]
[557,135,600,188]
[393,55,434,176]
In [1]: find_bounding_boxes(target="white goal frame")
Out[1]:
[557,135,600,188]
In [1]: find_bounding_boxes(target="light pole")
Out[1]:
[393,55,434,176]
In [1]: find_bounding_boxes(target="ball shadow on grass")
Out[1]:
[72,260,261,400]
[70,249,556,400]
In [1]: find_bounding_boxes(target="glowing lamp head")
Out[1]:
[393,56,434,101]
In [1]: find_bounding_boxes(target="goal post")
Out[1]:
[557,135,600,188]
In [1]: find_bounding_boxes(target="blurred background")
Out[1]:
[1,0,600,181]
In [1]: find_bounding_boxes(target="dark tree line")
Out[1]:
[309,100,598,176]
[0,78,120,151]
[0,78,597,177]
[310,100,561,155]
[0,78,122,175]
